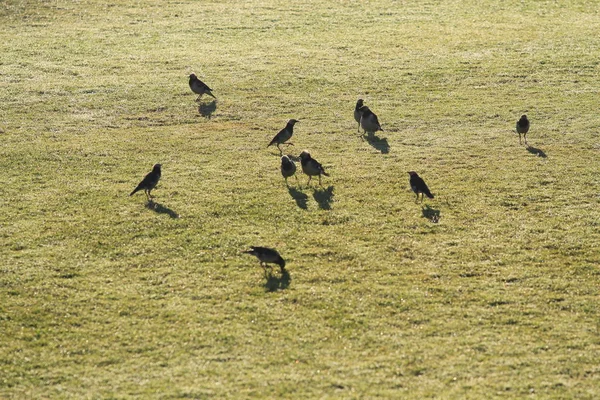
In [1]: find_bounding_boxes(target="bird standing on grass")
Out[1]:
[268,119,299,153]
[354,99,364,132]
[408,171,434,203]
[130,164,162,201]
[516,114,530,145]
[243,246,286,273]
[280,155,298,185]
[189,73,216,101]
[359,105,383,135]
[299,150,329,186]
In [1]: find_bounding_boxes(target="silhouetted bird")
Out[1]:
[189,73,216,101]
[280,155,298,185]
[359,105,383,134]
[130,164,161,201]
[408,171,434,203]
[243,246,286,273]
[268,119,298,153]
[354,99,364,132]
[299,150,329,186]
[516,114,530,145]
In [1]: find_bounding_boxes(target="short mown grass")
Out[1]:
[1,0,599,398]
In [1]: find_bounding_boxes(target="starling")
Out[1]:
[280,155,298,185]
[299,150,329,186]
[130,164,162,201]
[243,246,286,273]
[359,105,383,134]
[408,171,434,203]
[516,114,530,145]
[189,73,216,101]
[268,119,299,152]
[354,99,364,132]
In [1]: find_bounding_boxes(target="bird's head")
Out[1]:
[520,114,528,120]
[189,73,197,80]
[299,150,310,160]
[277,257,286,269]
[356,99,364,107]
[281,155,292,163]
[359,105,370,113]
[288,119,299,125]
[153,164,162,171]
[407,171,418,176]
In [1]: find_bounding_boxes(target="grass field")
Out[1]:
[1,0,600,398]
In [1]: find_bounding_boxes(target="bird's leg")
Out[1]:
[196,95,202,102]
[295,175,299,184]
[518,133,522,145]
[307,176,312,188]
[415,193,419,204]
[318,174,322,186]
[524,134,528,145]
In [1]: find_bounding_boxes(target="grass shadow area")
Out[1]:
[422,204,440,223]
[313,185,334,210]
[146,200,180,218]
[288,186,308,209]
[364,133,390,154]
[527,146,547,158]
[264,269,291,292]
[198,100,217,119]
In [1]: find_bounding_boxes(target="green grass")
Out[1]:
[2,0,600,398]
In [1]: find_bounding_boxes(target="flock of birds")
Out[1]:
[129,73,532,277]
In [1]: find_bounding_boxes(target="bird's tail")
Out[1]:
[207,91,216,99]
[322,171,330,177]
[130,186,141,196]
[424,189,434,199]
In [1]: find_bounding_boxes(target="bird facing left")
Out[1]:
[130,164,162,201]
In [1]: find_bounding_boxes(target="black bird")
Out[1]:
[280,155,298,185]
[516,114,530,145]
[408,171,434,203]
[268,119,299,153]
[189,73,216,101]
[359,105,383,135]
[243,246,286,273]
[130,164,161,201]
[299,150,329,186]
[354,99,364,132]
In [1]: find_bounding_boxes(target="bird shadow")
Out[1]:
[264,269,291,292]
[363,132,390,154]
[422,205,440,223]
[313,185,334,210]
[198,100,217,119]
[146,200,180,219]
[526,146,547,158]
[288,186,308,209]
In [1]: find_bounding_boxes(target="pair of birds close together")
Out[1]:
[354,99,384,135]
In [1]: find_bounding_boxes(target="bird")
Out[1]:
[359,105,383,135]
[268,119,299,153]
[354,99,364,132]
[516,114,530,145]
[299,150,329,186]
[280,155,298,185]
[130,164,162,201]
[189,73,216,101]
[243,246,286,273]
[408,171,434,203]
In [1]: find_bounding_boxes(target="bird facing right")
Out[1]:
[189,73,216,101]
[243,246,286,273]
[130,164,162,201]
[359,105,383,135]
[280,155,297,185]
[354,99,364,132]
[408,171,434,203]
[299,150,329,186]
[268,119,299,153]
[516,114,530,145]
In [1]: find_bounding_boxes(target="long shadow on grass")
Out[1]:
[146,200,180,218]
[288,187,308,209]
[264,269,291,292]
[364,132,390,154]
[526,146,547,158]
[422,204,440,223]
[313,185,334,210]
[198,100,217,119]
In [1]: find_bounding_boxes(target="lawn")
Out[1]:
[1,0,599,398]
